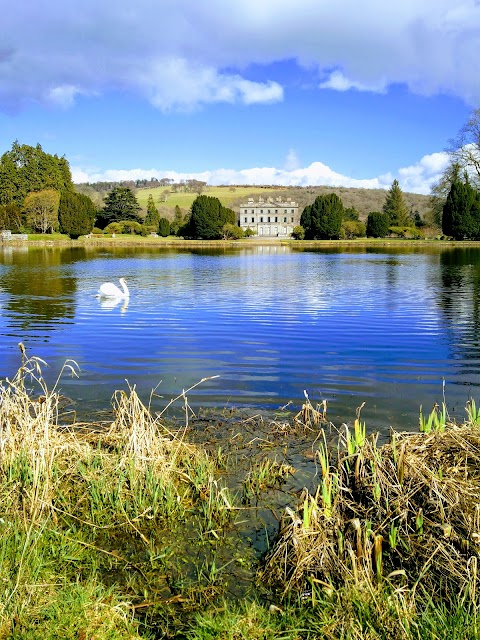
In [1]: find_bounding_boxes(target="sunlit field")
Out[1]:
[135,184,289,211]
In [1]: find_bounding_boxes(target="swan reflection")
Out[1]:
[98,296,129,313]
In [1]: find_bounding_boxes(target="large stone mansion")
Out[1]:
[238,197,300,238]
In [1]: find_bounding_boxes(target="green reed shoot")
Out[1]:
[344,404,367,461]
[419,403,447,433]
[416,508,424,536]
[316,436,337,519]
[389,522,399,550]
[466,399,480,426]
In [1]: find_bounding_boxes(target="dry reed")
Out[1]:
[262,409,480,609]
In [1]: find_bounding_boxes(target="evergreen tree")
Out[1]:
[383,179,409,226]
[100,187,141,227]
[170,205,184,235]
[366,211,390,237]
[0,141,74,205]
[158,217,171,237]
[300,194,344,239]
[430,163,461,228]
[187,196,235,239]
[58,192,96,238]
[145,194,160,229]
[442,179,480,239]
[344,207,360,221]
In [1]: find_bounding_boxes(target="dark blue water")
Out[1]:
[1,243,479,433]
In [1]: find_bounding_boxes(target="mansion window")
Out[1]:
[244,217,247,223]
[251,217,254,223]
[267,216,271,222]
[274,216,278,222]
[283,217,287,222]
[260,217,264,222]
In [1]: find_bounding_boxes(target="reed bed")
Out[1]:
[0,349,236,637]
[262,404,480,615]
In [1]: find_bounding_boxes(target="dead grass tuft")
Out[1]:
[262,411,480,608]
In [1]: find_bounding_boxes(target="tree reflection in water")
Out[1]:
[0,246,85,338]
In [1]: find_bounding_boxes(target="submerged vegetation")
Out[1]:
[1,349,480,638]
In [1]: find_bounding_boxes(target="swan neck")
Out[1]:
[120,279,129,297]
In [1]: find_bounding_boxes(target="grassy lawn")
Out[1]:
[27,232,71,241]
[135,185,288,211]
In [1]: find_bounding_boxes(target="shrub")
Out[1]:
[121,220,142,235]
[223,223,244,240]
[291,225,305,240]
[389,226,425,239]
[141,224,158,237]
[92,227,104,234]
[104,222,123,235]
[342,220,366,239]
[244,227,255,237]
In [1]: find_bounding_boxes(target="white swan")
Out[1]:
[97,277,130,299]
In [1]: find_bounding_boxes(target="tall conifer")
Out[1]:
[383,179,409,226]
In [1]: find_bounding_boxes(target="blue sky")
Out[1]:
[1,0,478,193]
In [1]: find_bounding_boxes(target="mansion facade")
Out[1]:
[238,197,300,237]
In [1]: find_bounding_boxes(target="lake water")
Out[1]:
[1,243,479,434]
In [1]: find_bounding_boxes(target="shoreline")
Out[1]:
[3,235,480,249]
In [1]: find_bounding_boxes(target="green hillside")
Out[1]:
[135,185,287,211]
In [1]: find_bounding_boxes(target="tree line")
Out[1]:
[297,179,425,240]
[0,142,233,240]
[3,107,480,242]
[0,141,426,242]
[0,141,96,238]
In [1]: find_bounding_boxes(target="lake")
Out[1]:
[0,242,479,434]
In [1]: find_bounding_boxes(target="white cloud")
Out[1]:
[397,151,450,193]
[319,70,387,94]
[46,85,86,108]
[140,58,283,111]
[72,151,445,194]
[0,1,479,111]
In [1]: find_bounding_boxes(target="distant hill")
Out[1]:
[231,186,432,221]
[77,183,432,221]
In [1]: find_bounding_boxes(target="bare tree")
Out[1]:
[448,108,480,187]
[24,189,60,233]
[429,109,480,226]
